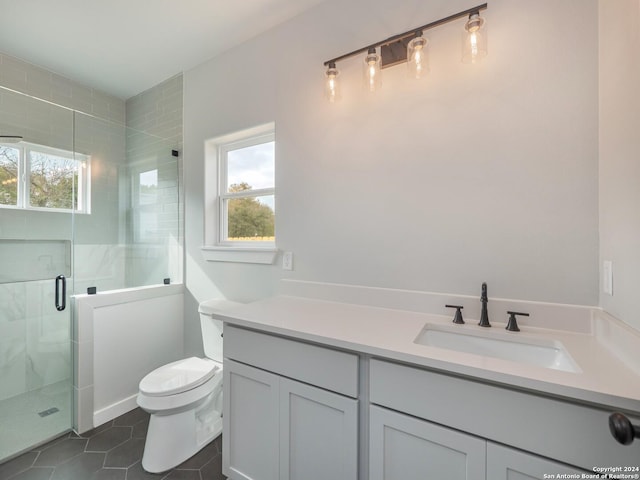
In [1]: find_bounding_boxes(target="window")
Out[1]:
[220,134,275,243]
[0,141,90,213]
[131,167,159,243]
[203,123,277,264]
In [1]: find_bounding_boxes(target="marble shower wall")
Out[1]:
[0,280,70,402]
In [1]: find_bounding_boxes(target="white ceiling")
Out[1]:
[0,0,324,99]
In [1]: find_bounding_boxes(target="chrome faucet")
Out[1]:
[479,282,490,327]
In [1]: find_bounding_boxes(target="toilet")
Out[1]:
[136,299,236,473]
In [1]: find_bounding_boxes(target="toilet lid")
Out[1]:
[139,357,220,397]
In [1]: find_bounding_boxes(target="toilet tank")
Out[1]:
[198,299,240,362]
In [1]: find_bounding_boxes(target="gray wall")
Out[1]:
[598,0,640,332]
[184,0,601,353]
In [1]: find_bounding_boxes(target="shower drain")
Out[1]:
[38,407,59,417]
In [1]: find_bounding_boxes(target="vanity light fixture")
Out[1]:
[323,3,488,102]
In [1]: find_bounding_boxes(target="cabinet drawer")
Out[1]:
[370,359,640,470]
[224,325,358,397]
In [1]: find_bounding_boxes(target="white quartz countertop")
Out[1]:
[212,295,640,414]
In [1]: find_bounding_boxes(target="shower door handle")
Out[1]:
[55,275,66,311]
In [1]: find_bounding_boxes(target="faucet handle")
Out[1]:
[506,311,529,332]
[445,305,465,324]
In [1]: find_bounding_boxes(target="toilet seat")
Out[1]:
[139,357,220,397]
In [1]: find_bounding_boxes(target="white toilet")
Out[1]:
[136,299,236,473]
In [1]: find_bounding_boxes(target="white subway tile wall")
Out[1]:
[125,74,184,286]
[0,51,125,124]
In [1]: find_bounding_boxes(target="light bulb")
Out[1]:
[470,32,478,57]
[407,33,429,79]
[363,47,381,92]
[462,13,487,64]
[325,62,340,103]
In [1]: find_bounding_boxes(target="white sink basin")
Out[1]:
[414,324,581,373]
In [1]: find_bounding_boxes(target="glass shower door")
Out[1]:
[0,88,74,461]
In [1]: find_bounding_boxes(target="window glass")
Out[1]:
[133,168,160,243]
[0,142,89,213]
[138,169,158,205]
[0,146,19,206]
[29,150,78,210]
[220,133,275,244]
[226,141,275,192]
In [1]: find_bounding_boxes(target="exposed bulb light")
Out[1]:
[325,62,340,103]
[363,47,382,92]
[407,31,429,79]
[462,12,487,64]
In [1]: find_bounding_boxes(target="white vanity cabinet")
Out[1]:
[368,358,639,478]
[219,303,640,480]
[223,325,359,480]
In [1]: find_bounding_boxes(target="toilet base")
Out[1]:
[141,395,222,473]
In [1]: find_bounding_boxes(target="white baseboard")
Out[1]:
[93,393,139,427]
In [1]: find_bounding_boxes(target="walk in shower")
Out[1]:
[0,85,182,462]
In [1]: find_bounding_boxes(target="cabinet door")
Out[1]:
[279,377,358,480]
[223,360,280,480]
[487,442,586,479]
[370,405,485,480]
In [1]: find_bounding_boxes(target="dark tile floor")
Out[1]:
[0,408,226,480]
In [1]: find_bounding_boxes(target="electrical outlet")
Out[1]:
[603,260,613,296]
[282,251,293,271]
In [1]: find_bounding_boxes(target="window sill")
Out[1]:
[201,246,278,265]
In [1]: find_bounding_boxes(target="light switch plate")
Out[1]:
[283,251,293,271]
[603,260,613,296]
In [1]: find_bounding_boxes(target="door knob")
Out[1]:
[609,412,640,445]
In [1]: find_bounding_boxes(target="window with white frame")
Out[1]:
[203,123,276,263]
[0,141,90,213]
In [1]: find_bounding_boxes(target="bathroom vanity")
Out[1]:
[215,291,640,480]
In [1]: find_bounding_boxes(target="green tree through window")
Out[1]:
[0,146,19,206]
[29,151,78,209]
[228,182,275,239]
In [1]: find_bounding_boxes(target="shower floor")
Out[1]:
[0,380,71,462]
